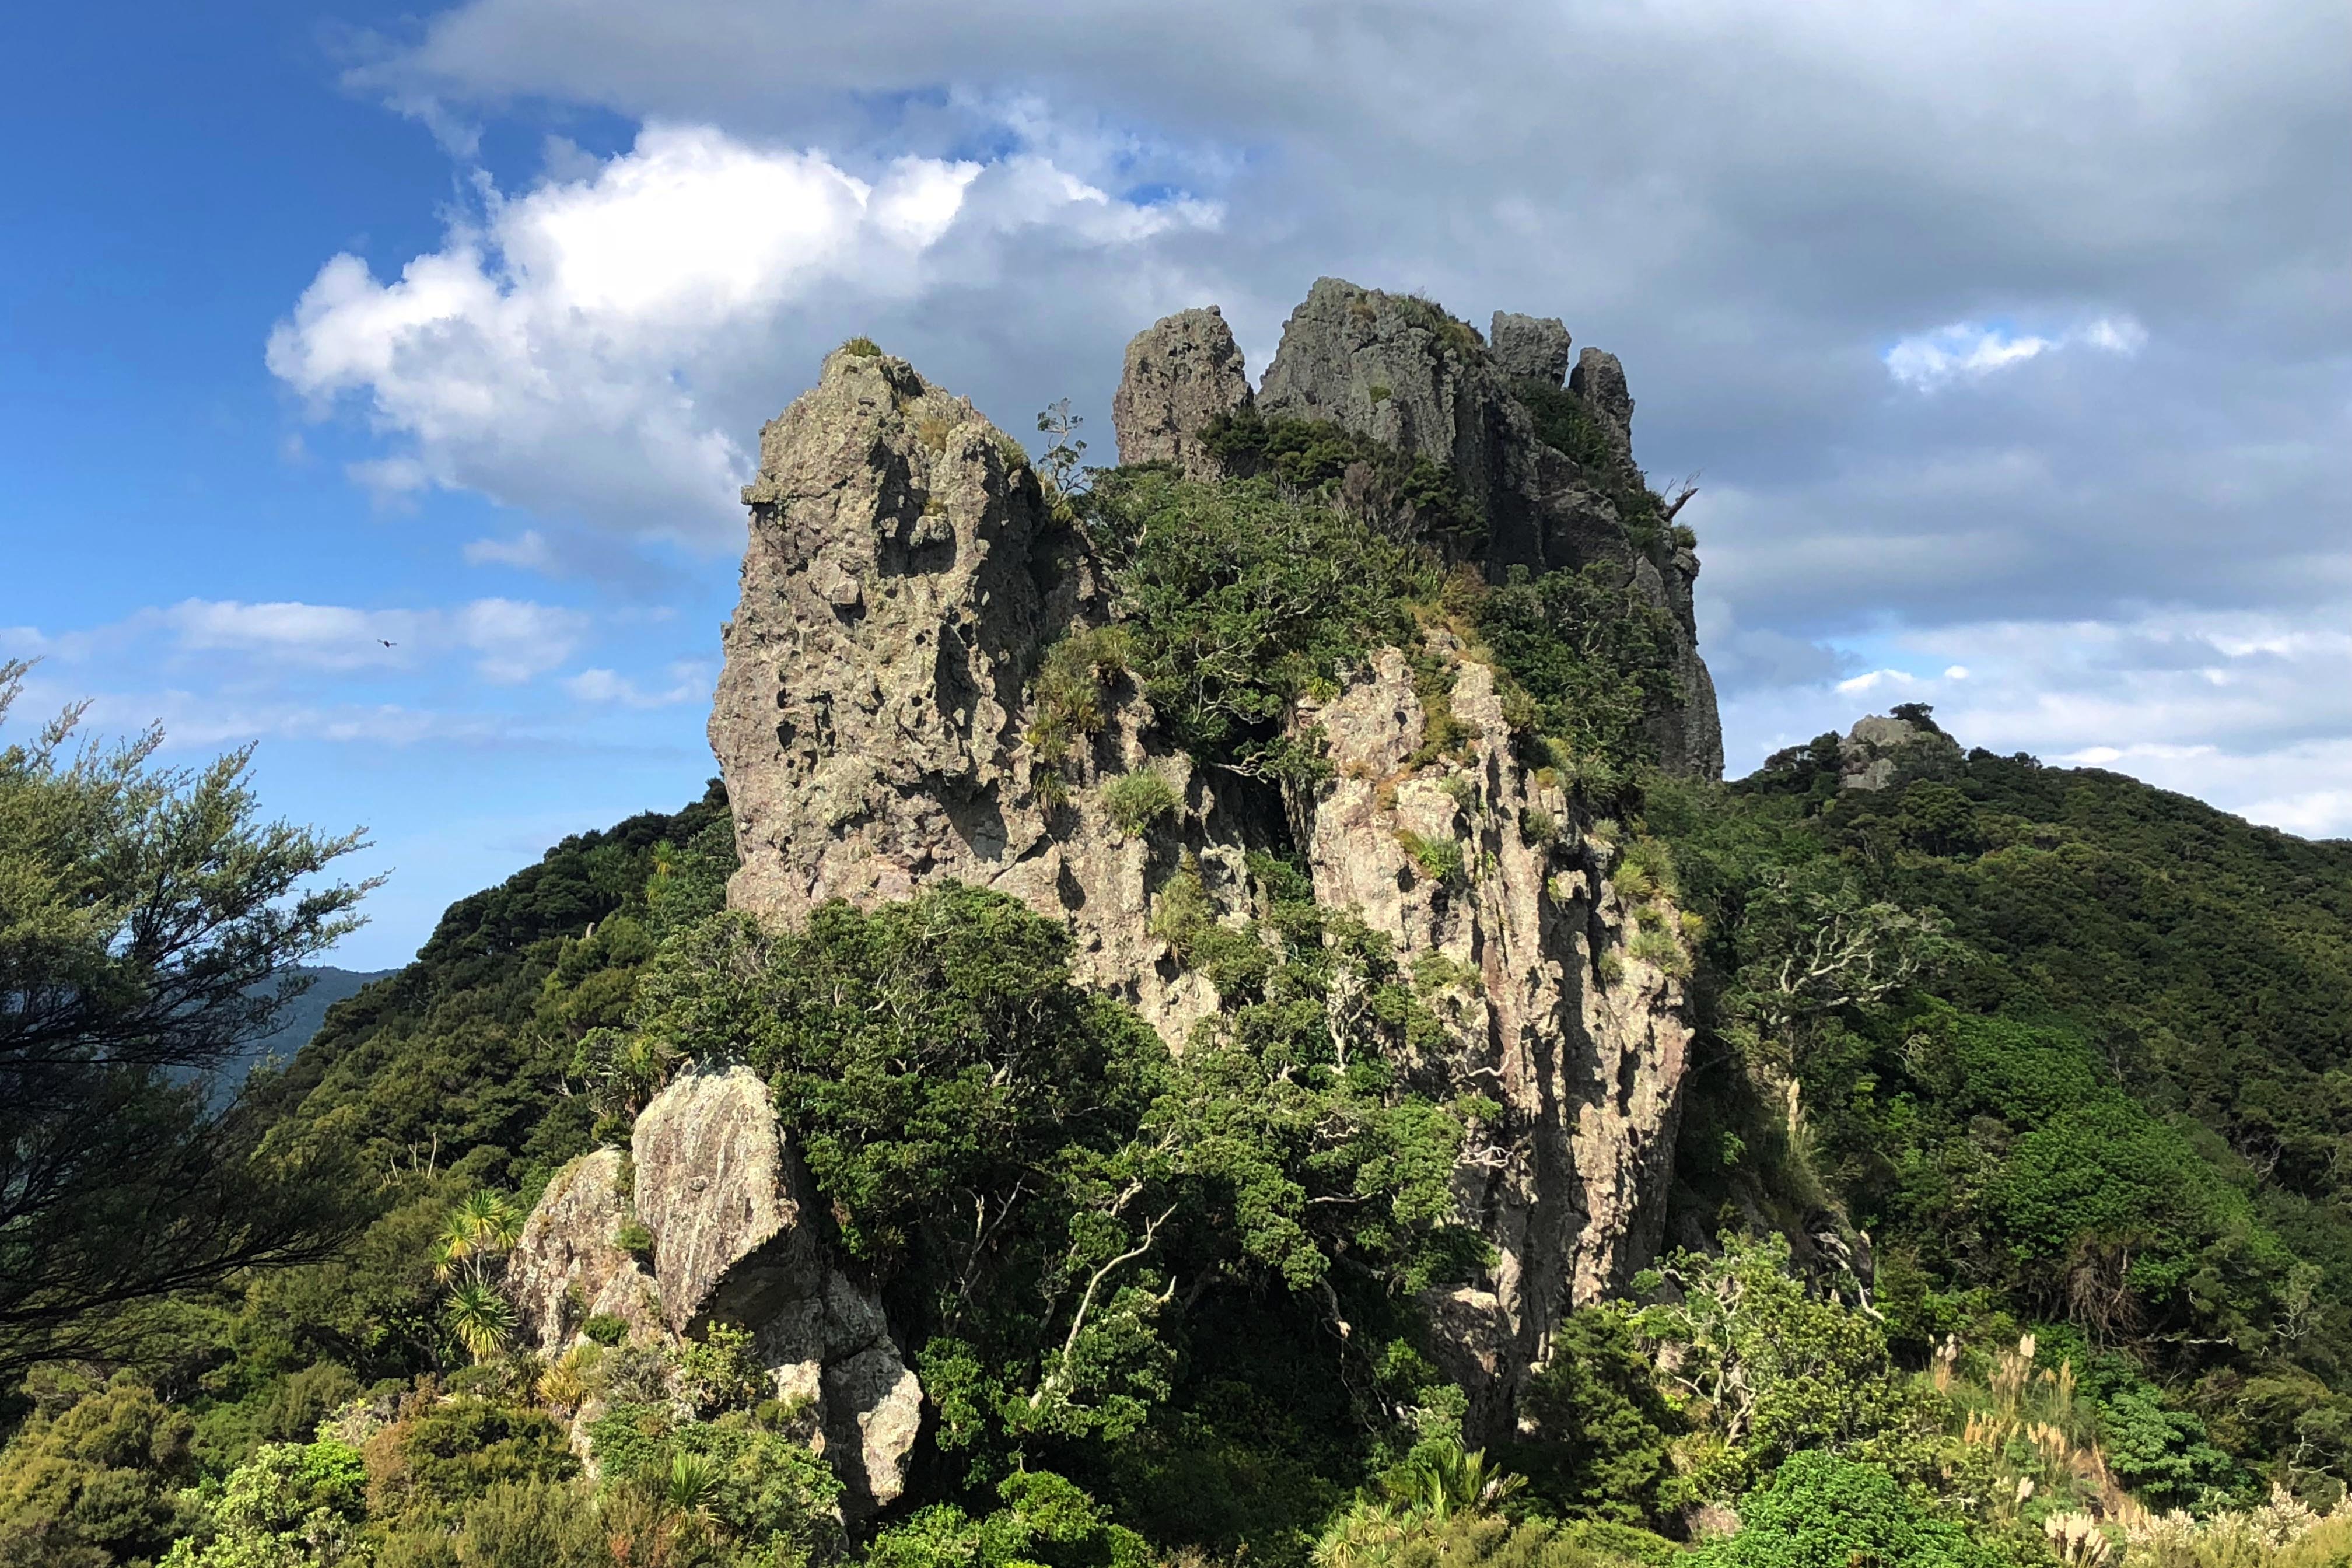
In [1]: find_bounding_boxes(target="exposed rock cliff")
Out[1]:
[1292,648,1690,1431]
[702,281,1720,1441]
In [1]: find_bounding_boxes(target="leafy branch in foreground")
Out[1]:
[0,661,375,1368]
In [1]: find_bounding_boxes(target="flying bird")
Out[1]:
[379,639,396,648]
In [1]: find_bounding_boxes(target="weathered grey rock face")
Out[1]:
[1489,312,1572,386]
[1258,278,1532,547]
[508,1149,659,1350]
[1289,648,1690,1436]
[1839,713,1964,792]
[1569,347,1634,450]
[632,1066,921,1514]
[710,345,1267,1044]
[1110,307,1253,474]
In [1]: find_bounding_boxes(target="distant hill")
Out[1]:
[206,964,395,1105]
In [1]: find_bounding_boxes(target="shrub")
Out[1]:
[582,1314,630,1347]
[1692,1452,1999,1568]
[1103,769,1182,836]
[612,1220,653,1258]
[1399,831,1466,887]
[0,1375,198,1567]
[1520,807,1559,848]
[838,335,884,357]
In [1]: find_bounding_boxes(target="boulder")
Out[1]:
[629,1065,923,1514]
[1839,713,1964,792]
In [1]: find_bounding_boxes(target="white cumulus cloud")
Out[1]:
[267,122,1218,548]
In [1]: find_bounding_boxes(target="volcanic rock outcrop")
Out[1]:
[509,1067,922,1515]
[701,281,1719,1440]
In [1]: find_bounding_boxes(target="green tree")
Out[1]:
[0,1373,198,1568]
[0,664,372,1367]
[161,1437,368,1568]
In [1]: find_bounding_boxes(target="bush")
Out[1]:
[1399,831,1466,887]
[582,1314,630,1348]
[1104,769,1182,836]
[0,1375,198,1567]
[612,1220,653,1258]
[1692,1452,1999,1568]
[838,335,884,358]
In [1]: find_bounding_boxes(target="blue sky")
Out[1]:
[5,0,2347,967]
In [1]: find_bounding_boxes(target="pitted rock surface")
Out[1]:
[1111,306,1254,474]
[710,346,1268,1044]
[508,1149,659,1350]
[1289,647,1690,1434]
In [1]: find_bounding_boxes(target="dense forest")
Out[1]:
[8,370,2352,1568]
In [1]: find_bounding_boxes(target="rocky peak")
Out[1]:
[1110,306,1252,474]
[701,283,1734,1440]
[1489,311,1573,386]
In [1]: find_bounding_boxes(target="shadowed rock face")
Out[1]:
[1489,312,1573,387]
[700,280,1720,1441]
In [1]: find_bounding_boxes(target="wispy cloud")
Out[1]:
[1882,315,2147,391]
[565,660,710,708]
[152,597,586,684]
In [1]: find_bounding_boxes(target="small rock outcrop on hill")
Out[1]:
[510,1068,922,1516]
[702,279,1723,1440]
[1839,712,1964,792]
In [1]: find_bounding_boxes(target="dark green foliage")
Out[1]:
[1507,379,1672,552]
[588,1404,843,1559]
[366,1396,578,1529]
[1514,1307,1681,1525]
[1475,564,1682,777]
[1691,1452,1998,1568]
[447,1479,610,1568]
[1079,465,1442,767]
[838,335,884,357]
[1653,736,2352,1496]
[582,1315,629,1348]
[0,1374,195,1567]
[1197,405,1484,555]
[0,667,372,1368]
